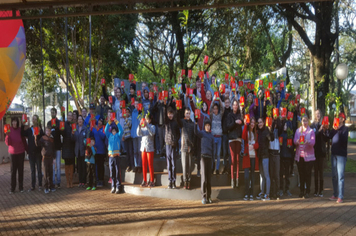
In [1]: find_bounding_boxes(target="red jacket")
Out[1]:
[242,124,259,170]
[201,83,212,115]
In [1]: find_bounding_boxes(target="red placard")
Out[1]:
[111,112,116,121]
[254,98,259,106]
[206,72,209,79]
[300,107,306,116]
[101,78,106,86]
[22,114,27,124]
[322,116,329,126]
[90,120,95,131]
[176,100,182,110]
[120,81,125,89]
[51,118,56,127]
[280,81,284,88]
[259,80,263,87]
[34,126,39,136]
[273,108,279,118]
[225,73,229,81]
[195,109,201,119]
[204,55,209,65]
[137,103,143,111]
[238,81,243,87]
[235,71,238,77]
[219,84,225,94]
[86,138,91,147]
[240,96,245,106]
[129,74,134,81]
[188,70,192,78]
[231,82,236,92]
[245,114,250,124]
[287,111,294,121]
[287,139,293,148]
[71,123,77,132]
[137,90,142,99]
[281,108,287,118]
[300,135,305,144]
[333,117,339,129]
[181,69,186,77]
[251,84,255,90]
[199,71,204,79]
[158,92,163,101]
[296,94,301,101]
[265,90,270,100]
[4,124,10,134]
[153,85,158,93]
[268,82,273,90]
[266,117,272,127]
[214,91,220,101]
[109,96,113,104]
[122,109,127,118]
[131,97,135,105]
[60,121,65,131]
[163,90,168,99]
[61,106,65,112]
[149,92,154,100]
[279,137,283,146]
[161,79,166,84]
[285,93,290,100]
[140,118,146,128]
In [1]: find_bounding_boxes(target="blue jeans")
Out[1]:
[331,155,347,199]
[244,158,255,196]
[132,137,142,167]
[212,137,222,171]
[52,150,61,185]
[109,156,121,189]
[222,134,231,167]
[259,158,270,195]
[29,152,42,188]
[124,138,134,168]
[166,144,176,182]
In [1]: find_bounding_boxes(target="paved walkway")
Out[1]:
[1,161,356,235]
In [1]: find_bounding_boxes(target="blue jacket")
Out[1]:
[131,108,140,139]
[105,121,123,156]
[85,146,96,164]
[91,126,106,155]
[84,114,100,129]
[194,123,214,158]
[142,86,154,115]
[280,120,293,158]
[71,125,88,157]
[324,125,348,157]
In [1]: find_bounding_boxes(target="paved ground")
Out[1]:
[1,161,356,236]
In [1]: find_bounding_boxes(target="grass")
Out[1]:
[348,137,356,143]
[324,158,356,173]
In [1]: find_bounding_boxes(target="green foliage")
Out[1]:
[266,104,273,117]
[287,128,294,139]
[195,97,203,109]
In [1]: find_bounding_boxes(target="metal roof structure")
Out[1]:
[0,0,332,20]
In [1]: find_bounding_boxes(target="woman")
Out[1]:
[226,99,244,188]
[21,115,44,191]
[294,115,315,198]
[72,115,88,187]
[5,117,26,194]
[242,117,259,200]
[323,112,348,203]
[256,117,274,201]
[137,113,156,187]
[61,111,76,188]
[201,82,213,115]
[310,109,327,197]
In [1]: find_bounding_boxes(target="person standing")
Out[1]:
[310,109,327,197]
[221,98,231,174]
[279,118,293,197]
[72,115,88,187]
[269,116,283,199]
[226,100,244,188]
[323,112,348,203]
[61,112,76,188]
[294,115,316,199]
[5,117,26,194]
[91,118,107,187]
[47,108,62,188]
[22,115,44,191]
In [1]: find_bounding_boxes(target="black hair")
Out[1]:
[78,115,84,121]
[11,117,19,128]
[204,119,212,127]
[167,107,174,114]
[202,102,208,113]
[195,76,200,82]
[184,107,191,113]
[51,108,57,114]
[82,107,87,111]
[33,114,42,129]
[111,126,118,133]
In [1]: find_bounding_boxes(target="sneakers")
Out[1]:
[286,190,292,197]
[318,191,323,197]
[149,181,155,188]
[44,189,50,194]
[256,192,264,200]
[111,187,116,193]
[51,188,56,192]
[86,187,92,190]
[314,192,318,197]
[57,184,61,189]
[231,179,234,189]
[108,178,112,184]
[172,182,176,189]
[197,170,201,178]
[207,198,213,204]
[92,187,96,191]
[263,195,270,201]
[202,198,207,204]
[97,181,103,188]
[249,195,254,201]
[243,195,249,201]
[329,195,338,201]
[215,169,220,175]
[168,182,172,189]
[126,166,132,172]
[235,179,239,188]
[141,181,148,187]
[337,198,343,203]
[115,189,120,194]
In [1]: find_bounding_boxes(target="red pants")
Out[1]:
[230,141,241,180]
[142,151,154,182]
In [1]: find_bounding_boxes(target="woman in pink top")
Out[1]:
[294,115,315,199]
[5,117,26,194]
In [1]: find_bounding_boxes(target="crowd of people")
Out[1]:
[4,71,349,204]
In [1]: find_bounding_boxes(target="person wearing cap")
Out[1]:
[91,118,107,187]
[323,112,349,203]
[95,96,109,120]
[84,103,100,129]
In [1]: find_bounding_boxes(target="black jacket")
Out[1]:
[222,107,231,134]
[323,125,348,157]
[257,126,275,158]
[177,110,195,152]
[47,118,62,150]
[226,111,244,140]
[61,121,75,159]
[310,121,327,158]
[165,117,180,147]
[35,135,55,159]
[21,126,43,156]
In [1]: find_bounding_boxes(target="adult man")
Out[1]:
[95,96,109,120]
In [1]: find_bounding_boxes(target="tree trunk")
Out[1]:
[309,51,316,120]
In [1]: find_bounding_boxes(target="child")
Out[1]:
[165,106,180,189]
[131,101,142,173]
[105,118,124,194]
[85,137,97,190]
[177,107,195,189]
[194,120,214,204]
[123,107,134,172]
[35,126,55,194]
[137,112,156,187]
